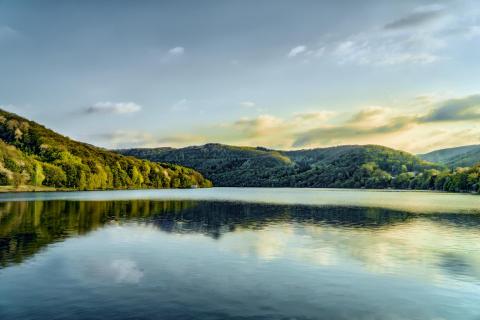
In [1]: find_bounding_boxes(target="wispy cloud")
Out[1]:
[292,106,416,147]
[240,101,256,108]
[209,94,480,152]
[98,130,205,148]
[85,102,142,114]
[384,5,446,30]
[293,111,335,122]
[159,46,185,63]
[210,110,337,149]
[420,94,480,122]
[286,3,480,66]
[94,94,480,153]
[110,259,143,284]
[293,94,480,149]
[332,31,443,65]
[287,45,307,58]
[230,114,287,139]
[168,46,185,56]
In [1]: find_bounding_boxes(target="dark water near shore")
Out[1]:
[0,188,479,319]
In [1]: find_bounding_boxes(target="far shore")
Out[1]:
[0,185,477,195]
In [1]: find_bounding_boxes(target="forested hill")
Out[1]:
[0,109,211,190]
[419,145,480,168]
[117,143,480,193]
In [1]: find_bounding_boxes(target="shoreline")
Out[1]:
[0,185,477,195]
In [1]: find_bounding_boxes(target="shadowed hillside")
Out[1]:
[117,144,480,192]
[419,145,480,168]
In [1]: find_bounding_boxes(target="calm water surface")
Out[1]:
[0,188,479,320]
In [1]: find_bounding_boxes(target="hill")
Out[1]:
[419,145,480,168]
[0,109,211,190]
[117,143,478,191]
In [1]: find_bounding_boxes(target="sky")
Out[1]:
[0,0,479,153]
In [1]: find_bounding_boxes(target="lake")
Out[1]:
[0,188,479,320]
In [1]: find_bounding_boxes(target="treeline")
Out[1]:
[0,109,211,190]
[118,143,480,193]
[400,166,480,193]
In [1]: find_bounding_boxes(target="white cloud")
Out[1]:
[92,93,480,153]
[98,130,157,147]
[332,31,443,66]
[240,101,256,108]
[287,45,307,58]
[86,102,142,114]
[168,46,185,56]
[97,130,205,148]
[159,46,186,63]
[110,259,143,284]
[293,111,336,122]
[290,4,480,66]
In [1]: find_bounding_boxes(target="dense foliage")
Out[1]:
[0,109,211,190]
[419,145,480,168]
[118,143,480,193]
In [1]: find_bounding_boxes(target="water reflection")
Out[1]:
[1,199,480,319]
[1,200,480,281]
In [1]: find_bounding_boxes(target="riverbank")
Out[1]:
[0,185,67,193]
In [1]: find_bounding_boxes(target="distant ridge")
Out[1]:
[419,145,480,168]
[117,143,465,190]
[117,143,480,193]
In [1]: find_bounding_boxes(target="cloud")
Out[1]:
[98,130,205,148]
[159,46,186,63]
[240,101,255,108]
[231,115,287,138]
[168,46,185,56]
[332,32,442,65]
[85,102,142,114]
[420,94,480,122]
[293,110,415,148]
[110,259,143,284]
[287,45,307,58]
[94,94,480,152]
[211,110,337,149]
[292,94,480,149]
[384,5,446,30]
[293,111,335,122]
[293,3,480,66]
[408,127,480,154]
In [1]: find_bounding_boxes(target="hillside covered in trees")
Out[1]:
[117,144,480,193]
[419,145,480,168]
[0,109,211,191]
